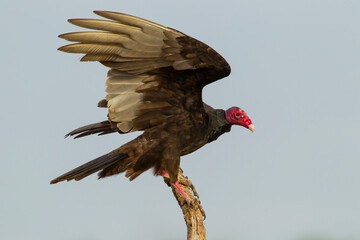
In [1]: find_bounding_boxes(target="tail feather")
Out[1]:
[50,153,127,184]
[65,121,116,139]
[51,134,158,184]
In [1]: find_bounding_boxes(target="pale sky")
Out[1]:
[1,1,359,240]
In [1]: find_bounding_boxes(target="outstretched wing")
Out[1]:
[59,11,231,133]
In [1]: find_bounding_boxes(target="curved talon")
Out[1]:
[198,201,206,220]
[178,177,199,198]
[192,198,206,220]
[190,183,199,199]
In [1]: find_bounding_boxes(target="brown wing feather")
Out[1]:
[58,11,230,81]
[58,11,231,181]
[58,11,231,132]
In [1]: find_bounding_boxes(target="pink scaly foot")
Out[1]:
[158,170,191,207]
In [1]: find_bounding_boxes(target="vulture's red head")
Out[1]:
[225,107,254,132]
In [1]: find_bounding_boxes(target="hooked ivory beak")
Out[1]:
[248,124,255,133]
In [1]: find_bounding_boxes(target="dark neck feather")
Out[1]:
[205,108,231,143]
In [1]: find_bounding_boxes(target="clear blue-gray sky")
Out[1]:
[1,1,359,240]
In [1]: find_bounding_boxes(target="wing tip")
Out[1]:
[67,18,75,24]
[50,178,62,184]
[57,45,68,52]
[50,176,77,184]
[93,10,105,16]
[93,10,126,17]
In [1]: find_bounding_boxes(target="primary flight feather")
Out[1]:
[51,11,254,203]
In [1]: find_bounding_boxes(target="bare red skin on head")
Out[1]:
[225,107,253,129]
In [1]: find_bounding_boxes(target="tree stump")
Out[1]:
[163,168,206,240]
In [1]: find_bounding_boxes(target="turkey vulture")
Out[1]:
[51,11,254,203]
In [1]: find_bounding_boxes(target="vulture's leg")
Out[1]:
[177,174,206,219]
[158,170,191,206]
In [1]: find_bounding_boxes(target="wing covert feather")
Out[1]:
[59,11,231,134]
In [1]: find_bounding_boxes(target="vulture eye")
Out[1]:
[235,112,240,117]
